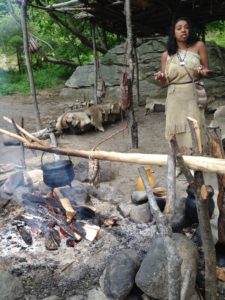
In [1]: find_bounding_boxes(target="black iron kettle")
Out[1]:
[41,153,75,188]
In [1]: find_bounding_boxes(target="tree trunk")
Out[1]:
[21,0,41,130]
[42,55,79,68]
[134,38,140,106]
[91,22,98,104]
[195,172,217,300]
[125,0,138,148]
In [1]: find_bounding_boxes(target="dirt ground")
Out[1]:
[0,91,221,299]
[0,91,218,202]
[0,92,171,196]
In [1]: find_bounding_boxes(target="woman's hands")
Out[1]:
[154,71,166,84]
[194,65,212,77]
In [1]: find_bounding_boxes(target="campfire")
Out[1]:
[1,117,225,299]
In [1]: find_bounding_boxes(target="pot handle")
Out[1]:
[41,152,72,167]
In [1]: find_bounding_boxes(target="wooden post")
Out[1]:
[188,118,217,300]
[207,129,225,244]
[139,167,182,300]
[133,37,140,106]
[91,22,98,104]
[194,172,217,300]
[124,0,138,148]
[165,154,176,220]
[21,0,41,130]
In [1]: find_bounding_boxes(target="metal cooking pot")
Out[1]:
[41,153,75,188]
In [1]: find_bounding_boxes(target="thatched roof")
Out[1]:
[73,0,225,37]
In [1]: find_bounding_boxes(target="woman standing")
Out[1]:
[154,17,211,156]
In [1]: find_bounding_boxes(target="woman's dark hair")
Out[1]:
[166,17,199,55]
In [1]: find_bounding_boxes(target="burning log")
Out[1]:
[71,221,100,241]
[13,222,33,246]
[45,227,61,250]
[54,188,76,223]
[39,206,75,239]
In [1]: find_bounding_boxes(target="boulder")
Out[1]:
[135,233,198,300]
[61,38,225,109]
[0,271,24,300]
[100,249,140,300]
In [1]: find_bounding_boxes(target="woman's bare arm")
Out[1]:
[197,41,211,77]
[154,51,168,84]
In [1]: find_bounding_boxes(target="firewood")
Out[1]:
[72,221,100,241]
[54,188,76,223]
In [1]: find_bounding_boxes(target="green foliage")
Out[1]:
[0,65,72,95]
[206,21,225,48]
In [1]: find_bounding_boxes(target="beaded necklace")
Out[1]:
[177,49,188,66]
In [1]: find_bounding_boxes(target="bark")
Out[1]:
[187,119,217,300]
[91,22,98,104]
[195,172,217,300]
[97,27,108,52]
[2,126,225,174]
[133,38,140,106]
[34,0,106,54]
[125,0,138,148]
[164,236,182,300]
[138,166,170,235]
[21,0,41,130]
[170,135,194,184]
[187,117,202,155]
[207,129,225,244]
[139,166,181,300]
[180,269,192,300]
[42,55,79,68]
[165,154,176,221]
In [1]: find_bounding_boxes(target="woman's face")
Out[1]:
[174,20,189,42]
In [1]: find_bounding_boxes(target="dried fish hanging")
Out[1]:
[88,148,100,187]
[119,41,129,111]
[29,35,40,53]
[96,59,106,99]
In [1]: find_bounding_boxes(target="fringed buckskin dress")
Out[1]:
[165,50,207,155]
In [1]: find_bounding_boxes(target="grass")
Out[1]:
[0,64,72,96]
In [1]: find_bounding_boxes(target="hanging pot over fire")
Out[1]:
[41,153,75,188]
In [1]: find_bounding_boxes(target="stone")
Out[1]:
[87,288,108,300]
[131,191,148,205]
[2,171,24,195]
[214,105,225,139]
[100,249,140,300]
[117,202,133,218]
[129,203,152,224]
[0,271,24,300]
[66,296,85,300]
[24,169,43,189]
[135,233,198,300]
[41,296,62,300]
[60,38,225,107]
[145,98,165,113]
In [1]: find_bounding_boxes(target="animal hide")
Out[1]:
[55,105,104,133]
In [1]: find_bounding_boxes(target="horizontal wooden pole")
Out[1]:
[26,143,225,175]
[1,128,225,174]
